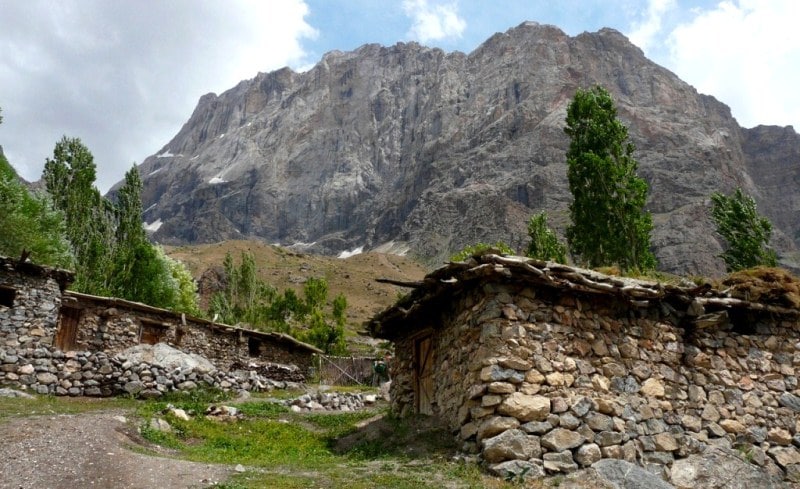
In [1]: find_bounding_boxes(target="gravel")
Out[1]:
[0,411,232,489]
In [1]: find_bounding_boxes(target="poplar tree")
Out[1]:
[43,137,114,293]
[564,86,656,272]
[710,188,777,271]
[525,212,567,263]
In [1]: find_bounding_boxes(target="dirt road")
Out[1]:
[0,411,231,489]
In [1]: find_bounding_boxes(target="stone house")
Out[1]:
[369,253,800,481]
[57,290,321,372]
[1,256,321,395]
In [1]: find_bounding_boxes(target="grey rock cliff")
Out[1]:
[132,22,799,275]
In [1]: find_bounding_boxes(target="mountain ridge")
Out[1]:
[130,21,800,276]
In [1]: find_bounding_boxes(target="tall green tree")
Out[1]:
[525,212,567,263]
[710,188,777,271]
[43,136,114,294]
[42,138,199,312]
[208,251,277,327]
[0,147,72,267]
[564,86,656,272]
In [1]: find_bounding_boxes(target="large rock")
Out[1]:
[129,21,800,276]
[482,429,541,463]
[477,416,520,441]
[541,428,585,451]
[592,459,675,489]
[670,447,785,488]
[496,392,550,422]
[120,344,217,374]
[488,459,545,480]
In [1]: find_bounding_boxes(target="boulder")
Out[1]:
[496,392,550,422]
[593,459,675,489]
[541,428,585,451]
[482,429,541,463]
[670,447,784,489]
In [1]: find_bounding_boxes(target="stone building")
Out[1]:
[1,256,321,396]
[369,253,800,482]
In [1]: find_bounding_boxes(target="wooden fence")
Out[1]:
[316,355,376,386]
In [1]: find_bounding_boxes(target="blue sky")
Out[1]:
[0,0,797,191]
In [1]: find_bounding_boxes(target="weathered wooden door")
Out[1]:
[414,335,434,415]
[54,307,81,351]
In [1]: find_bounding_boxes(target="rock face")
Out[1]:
[131,21,800,275]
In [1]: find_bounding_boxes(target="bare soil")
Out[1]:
[0,410,231,489]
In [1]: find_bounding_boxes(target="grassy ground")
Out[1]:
[0,389,567,488]
[133,388,501,488]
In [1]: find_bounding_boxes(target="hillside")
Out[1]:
[165,240,427,351]
[130,21,799,277]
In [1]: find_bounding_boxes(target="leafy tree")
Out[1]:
[303,277,328,314]
[208,251,276,327]
[525,212,567,263]
[450,242,515,262]
[710,188,777,271]
[564,86,656,272]
[0,151,72,267]
[43,136,114,294]
[41,138,199,311]
[160,247,201,315]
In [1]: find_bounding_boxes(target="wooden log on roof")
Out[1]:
[375,277,425,288]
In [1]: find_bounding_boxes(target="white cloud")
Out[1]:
[0,0,317,191]
[628,0,676,52]
[665,0,800,128]
[402,0,466,43]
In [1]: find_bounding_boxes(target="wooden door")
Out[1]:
[414,335,434,415]
[55,307,81,351]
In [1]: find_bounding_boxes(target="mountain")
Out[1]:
[131,21,800,276]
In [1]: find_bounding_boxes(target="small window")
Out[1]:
[139,319,170,345]
[248,337,261,357]
[0,286,16,307]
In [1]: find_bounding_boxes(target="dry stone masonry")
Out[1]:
[0,344,304,397]
[1,256,318,398]
[370,254,800,485]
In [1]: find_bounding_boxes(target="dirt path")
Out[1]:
[0,411,232,489]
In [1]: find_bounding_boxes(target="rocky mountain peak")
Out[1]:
[131,23,800,276]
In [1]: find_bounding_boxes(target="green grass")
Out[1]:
[0,394,136,422]
[0,391,508,488]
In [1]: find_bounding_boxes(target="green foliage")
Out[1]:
[298,309,347,355]
[0,154,73,267]
[525,212,567,263]
[303,277,328,313]
[43,136,115,294]
[208,252,348,353]
[42,137,199,311]
[450,241,515,262]
[710,188,777,271]
[564,86,656,272]
[163,249,202,315]
[208,251,277,327]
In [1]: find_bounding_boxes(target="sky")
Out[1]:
[0,0,798,192]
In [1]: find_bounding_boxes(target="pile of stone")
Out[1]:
[229,360,306,383]
[0,344,304,398]
[286,390,379,412]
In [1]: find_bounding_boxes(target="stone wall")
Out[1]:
[389,282,800,483]
[0,268,318,397]
[61,294,317,373]
[0,346,301,397]
[0,273,62,351]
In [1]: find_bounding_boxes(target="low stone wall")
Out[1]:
[0,345,302,397]
[390,283,800,483]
